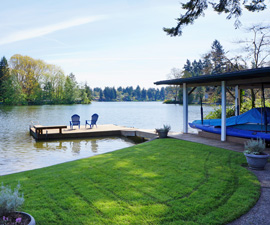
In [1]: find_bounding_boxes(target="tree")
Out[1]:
[141,88,147,100]
[134,85,141,100]
[210,40,226,74]
[0,57,9,102]
[99,89,104,101]
[64,73,78,104]
[236,24,270,108]
[163,0,267,36]
[160,87,165,101]
[2,70,27,105]
[167,68,182,102]
[147,88,155,101]
[84,83,92,101]
[9,54,44,103]
[238,24,270,68]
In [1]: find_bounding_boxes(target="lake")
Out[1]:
[0,102,213,175]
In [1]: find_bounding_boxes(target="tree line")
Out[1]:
[0,54,177,105]
[92,86,168,102]
[0,54,92,105]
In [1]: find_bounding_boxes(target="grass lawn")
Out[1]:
[0,139,260,224]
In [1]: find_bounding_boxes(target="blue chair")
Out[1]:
[85,113,99,128]
[70,114,80,129]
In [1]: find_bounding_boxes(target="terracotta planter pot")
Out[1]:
[244,153,269,170]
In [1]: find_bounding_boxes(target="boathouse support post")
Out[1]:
[235,85,239,116]
[221,81,226,141]
[183,83,188,133]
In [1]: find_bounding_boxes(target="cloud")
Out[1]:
[0,15,106,46]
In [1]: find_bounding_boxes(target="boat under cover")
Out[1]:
[189,107,270,141]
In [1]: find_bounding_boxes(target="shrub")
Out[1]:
[155,124,171,133]
[0,182,24,216]
[205,105,235,119]
[244,138,266,155]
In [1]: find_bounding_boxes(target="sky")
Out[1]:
[1,0,269,88]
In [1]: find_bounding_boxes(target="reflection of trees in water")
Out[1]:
[71,141,81,154]
[84,139,99,153]
[34,141,67,151]
[91,140,98,153]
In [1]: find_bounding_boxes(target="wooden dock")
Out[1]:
[29,124,158,141]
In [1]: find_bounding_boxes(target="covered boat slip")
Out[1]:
[155,67,270,142]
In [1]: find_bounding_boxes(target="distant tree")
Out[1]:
[202,53,213,75]
[103,87,110,101]
[163,0,267,36]
[43,81,54,103]
[9,54,44,103]
[141,88,147,100]
[160,87,165,101]
[112,87,117,100]
[134,85,141,100]
[99,89,103,101]
[64,73,78,104]
[84,83,92,100]
[147,88,155,101]
[191,59,204,76]
[125,86,134,96]
[183,59,192,73]
[167,68,182,102]
[210,40,226,74]
[80,89,91,104]
[2,70,27,105]
[0,56,9,102]
[155,89,160,101]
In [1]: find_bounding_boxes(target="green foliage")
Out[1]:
[205,105,235,119]
[244,138,266,155]
[240,99,270,114]
[163,0,266,36]
[0,182,24,216]
[2,71,27,105]
[0,139,260,224]
[155,124,171,133]
[63,75,78,104]
[0,54,92,105]
[0,57,9,102]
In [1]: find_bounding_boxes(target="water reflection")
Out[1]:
[0,137,135,176]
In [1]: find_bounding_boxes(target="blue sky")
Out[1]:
[1,0,269,88]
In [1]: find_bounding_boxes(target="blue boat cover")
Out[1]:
[192,107,270,127]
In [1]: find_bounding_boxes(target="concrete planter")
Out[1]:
[244,153,269,170]
[5,212,36,225]
[157,130,168,138]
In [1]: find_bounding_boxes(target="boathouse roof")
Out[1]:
[154,67,270,89]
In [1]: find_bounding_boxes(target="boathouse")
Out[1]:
[154,67,270,142]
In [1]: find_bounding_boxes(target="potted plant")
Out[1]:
[0,182,35,225]
[244,138,269,170]
[155,125,171,138]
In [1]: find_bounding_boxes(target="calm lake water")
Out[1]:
[0,102,213,175]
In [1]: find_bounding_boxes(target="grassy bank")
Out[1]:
[0,139,260,224]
